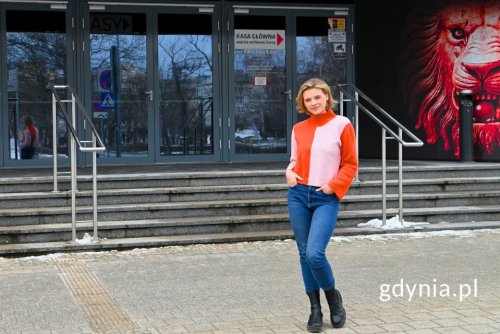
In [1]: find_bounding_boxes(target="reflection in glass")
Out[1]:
[158,14,213,156]
[296,16,347,115]
[6,10,67,160]
[234,49,287,154]
[90,13,148,157]
[233,15,287,155]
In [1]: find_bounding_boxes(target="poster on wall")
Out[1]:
[356,0,500,162]
[398,0,500,161]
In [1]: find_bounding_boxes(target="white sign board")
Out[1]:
[328,30,346,43]
[235,30,285,49]
[8,69,17,92]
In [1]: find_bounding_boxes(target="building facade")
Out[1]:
[1,0,499,168]
[0,0,355,167]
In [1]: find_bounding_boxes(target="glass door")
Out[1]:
[84,4,219,163]
[3,5,70,164]
[295,11,353,122]
[228,8,290,160]
[87,9,150,161]
[227,5,353,161]
[156,10,218,160]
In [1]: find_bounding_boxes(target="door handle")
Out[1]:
[281,89,292,101]
[144,90,153,101]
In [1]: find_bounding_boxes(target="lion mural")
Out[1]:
[399,0,500,159]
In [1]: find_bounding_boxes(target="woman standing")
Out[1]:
[286,78,357,332]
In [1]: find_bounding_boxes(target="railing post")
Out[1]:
[92,133,98,240]
[382,128,387,226]
[52,92,58,192]
[70,149,77,241]
[70,92,77,241]
[398,128,403,222]
[72,93,78,192]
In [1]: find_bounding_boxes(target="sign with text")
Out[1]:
[91,14,133,34]
[235,30,285,49]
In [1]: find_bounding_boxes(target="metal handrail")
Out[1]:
[51,85,106,242]
[335,83,424,225]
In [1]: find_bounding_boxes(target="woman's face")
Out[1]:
[303,88,328,115]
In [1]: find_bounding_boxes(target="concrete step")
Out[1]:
[342,190,500,211]
[1,187,500,226]
[3,190,500,225]
[0,214,291,244]
[357,163,500,181]
[2,204,500,245]
[1,220,499,256]
[0,198,289,225]
[348,176,500,195]
[0,171,285,193]
[1,177,499,210]
[0,184,289,209]
[341,204,500,224]
[2,162,499,193]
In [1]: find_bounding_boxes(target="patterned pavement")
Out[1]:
[0,229,499,334]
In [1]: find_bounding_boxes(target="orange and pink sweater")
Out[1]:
[287,110,358,200]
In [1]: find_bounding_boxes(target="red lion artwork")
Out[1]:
[399,0,500,159]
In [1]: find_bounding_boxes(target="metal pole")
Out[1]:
[382,128,387,226]
[92,133,98,240]
[72,93,78,192]
[398,128,403,222]
[71,94,77,241]
[52,92,58,192]
[71,146,76,241]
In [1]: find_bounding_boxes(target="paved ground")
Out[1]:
[0,229,499,334]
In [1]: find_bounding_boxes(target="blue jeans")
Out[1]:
[287,184,340,293]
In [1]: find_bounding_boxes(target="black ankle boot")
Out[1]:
[306,290,323,333]
[324,287,346,328]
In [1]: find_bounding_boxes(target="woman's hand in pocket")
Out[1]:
[286,170,303,187]
[316,184,334,195]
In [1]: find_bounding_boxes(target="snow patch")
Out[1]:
[357,215,430,230]
[75,233,96,245]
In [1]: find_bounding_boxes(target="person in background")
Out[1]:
[286,78,358,332]
[19,115,40,159]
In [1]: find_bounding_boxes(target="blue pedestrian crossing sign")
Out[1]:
[100,92,115,110]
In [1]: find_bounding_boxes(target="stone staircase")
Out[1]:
[1,161,500,255]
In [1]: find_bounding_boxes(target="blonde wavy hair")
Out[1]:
[295,78,336,114]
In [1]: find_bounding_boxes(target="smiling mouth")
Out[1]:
[473,94,500,123]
